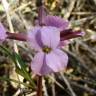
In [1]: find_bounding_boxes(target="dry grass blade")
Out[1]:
[60,72,76,96]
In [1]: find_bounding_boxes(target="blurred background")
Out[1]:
[0,0,96,96]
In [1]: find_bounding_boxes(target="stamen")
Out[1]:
[42,46,51,53]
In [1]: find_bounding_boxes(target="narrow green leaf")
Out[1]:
[13,52,35,87]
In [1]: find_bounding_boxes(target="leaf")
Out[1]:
[13,52,35,87]
[0,45,16,64]
[0,45,35,87]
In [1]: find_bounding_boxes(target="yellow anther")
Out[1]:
[42,46,51,53]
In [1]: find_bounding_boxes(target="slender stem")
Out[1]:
[36,1,43,95]
[6,32,27,41]
[37,76,42,96]
[6,29,83,42]
[60,30,84,41]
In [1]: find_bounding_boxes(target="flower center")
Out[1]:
[42,46,51,53]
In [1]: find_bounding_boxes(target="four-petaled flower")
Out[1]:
[28,14,84,75]
[27,15,72,75]
[27,26,68,75]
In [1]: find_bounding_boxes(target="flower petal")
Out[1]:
[27,27,42,51]
[40,26,60,49]
[31,52,44,75]
[44,15,69,31]
[46,51,65,72]
[40,55,53,75]
[54,49,68,68]
[31,52,53,75]
[0,23,7,42]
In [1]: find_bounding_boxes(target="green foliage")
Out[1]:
[0,45,35,87]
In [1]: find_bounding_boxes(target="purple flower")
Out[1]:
[44,15,69,31]
[27,26,68,75]
[27,14,85,76]
[0,23,7,42]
